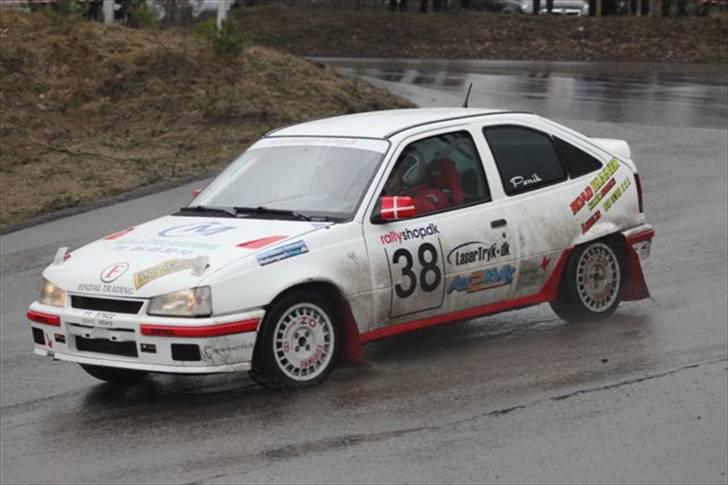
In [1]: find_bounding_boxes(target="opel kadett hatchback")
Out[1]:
[27,108,654,389]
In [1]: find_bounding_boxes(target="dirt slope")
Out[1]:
[0,11,412,228]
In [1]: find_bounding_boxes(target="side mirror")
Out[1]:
[192,188,201,199]
[379,196,416,221]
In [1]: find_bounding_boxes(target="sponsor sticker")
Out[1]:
[77,283,135,296]
[447,264,516,294]
[446,240,510,267]
[100,262,129,283]
[380,223,440,245]
[586,177,617,211]
[581,210,602,234]
[603,177,632,212]
[252,137,390,153]
[256,240,309,266]
[159,222,235,238]
[133,258,200,289]
[110,237,218,256]
[569,158,620,215]
[516,256,551,290]
[510,173,543,190]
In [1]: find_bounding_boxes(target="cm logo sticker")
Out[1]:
[159,222,235,238]
[100,262,129,283]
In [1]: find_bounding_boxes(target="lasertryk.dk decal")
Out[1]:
[446,240,510,267]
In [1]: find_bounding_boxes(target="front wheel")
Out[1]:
[249,291,339,390]
[80,364,148,385]
[550,239,624,322]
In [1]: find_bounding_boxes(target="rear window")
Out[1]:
[483,126,566,196]
[554,137,603,178]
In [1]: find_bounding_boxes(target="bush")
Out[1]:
[194,18,251,57]
[44,0,87,27]
[128,0,156,29]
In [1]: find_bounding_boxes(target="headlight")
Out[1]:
[148,286,212,317]
[40,278,66,307]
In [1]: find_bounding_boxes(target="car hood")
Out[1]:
[44,215,330,299]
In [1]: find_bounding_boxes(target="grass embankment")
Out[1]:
[234,4,727,63]
[0,12,412,229]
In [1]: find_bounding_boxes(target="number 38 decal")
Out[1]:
[392,243,442,298]
[388,241,446,317]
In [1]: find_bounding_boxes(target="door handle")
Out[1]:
[491,219,507,228]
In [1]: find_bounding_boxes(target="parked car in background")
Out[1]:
[520,0,590,15]
[467,0,589,15]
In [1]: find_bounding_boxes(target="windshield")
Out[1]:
[193,137,389,220]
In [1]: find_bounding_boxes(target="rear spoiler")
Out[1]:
[592,138,631,160]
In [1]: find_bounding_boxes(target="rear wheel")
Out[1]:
[550,239,623,322]
[249,291,339,390]
[80,364,148,384]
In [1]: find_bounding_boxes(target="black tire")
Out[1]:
[550,238,624,322]
[80,364,148,384]
[249,291,339,390]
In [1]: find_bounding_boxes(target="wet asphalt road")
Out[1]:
[1,61,727,484]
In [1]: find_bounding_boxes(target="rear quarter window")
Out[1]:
[483,126,566,196]
[554,137,603,178]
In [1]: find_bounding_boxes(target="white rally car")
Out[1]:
[27,108,655,389]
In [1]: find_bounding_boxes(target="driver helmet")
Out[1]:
[398,147,426,187]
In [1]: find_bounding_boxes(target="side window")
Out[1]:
[483,126,566,196]
[554,137,603,178]
[381,131,490,216]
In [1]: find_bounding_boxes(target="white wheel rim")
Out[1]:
[272,303,335,382]
[576,243,621,313]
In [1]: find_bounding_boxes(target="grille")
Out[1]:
[71,296,143,314]
[75,336,138,357]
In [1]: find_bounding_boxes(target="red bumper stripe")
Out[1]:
[27,310,61,326]
[140,319,259,338]
[627,228,655,244]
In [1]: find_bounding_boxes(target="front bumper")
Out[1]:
[28,300,265,374]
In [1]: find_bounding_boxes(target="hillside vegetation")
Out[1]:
[0,11,411,228]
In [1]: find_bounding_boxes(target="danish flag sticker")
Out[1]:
[380,196,416,221]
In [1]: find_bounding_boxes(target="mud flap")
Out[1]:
[621,242,650,301]
[339,300,367,366]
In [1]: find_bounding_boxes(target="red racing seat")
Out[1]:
[429,158,464,207]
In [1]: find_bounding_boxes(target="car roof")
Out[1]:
[268,108,520,139]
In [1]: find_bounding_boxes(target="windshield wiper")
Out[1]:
[178,205,238,218]
[234,206,312,221]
